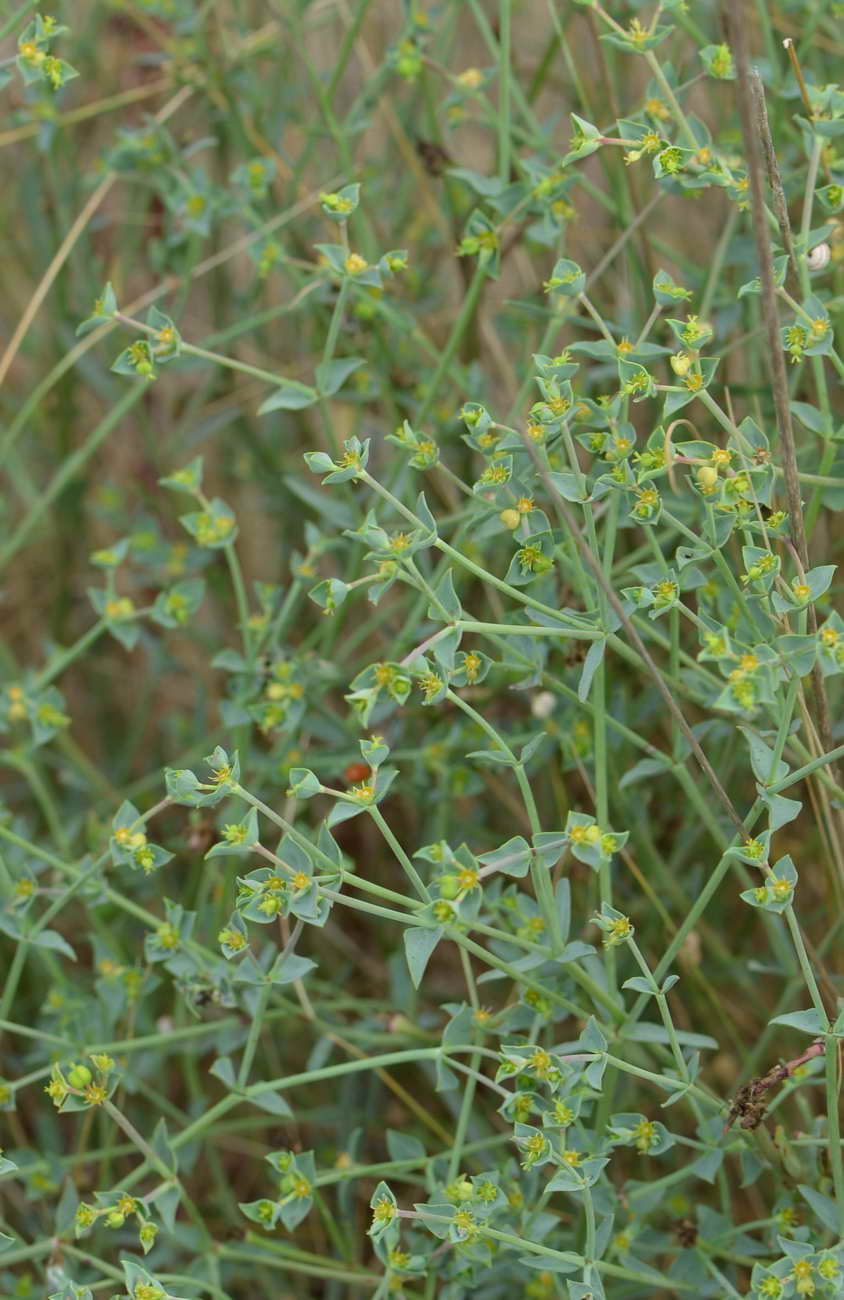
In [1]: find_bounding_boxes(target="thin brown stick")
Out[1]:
[724,3,806,567]
[749,71,799,283]
[783,38,814,119]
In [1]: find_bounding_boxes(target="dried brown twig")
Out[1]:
[725,1039,825,1132]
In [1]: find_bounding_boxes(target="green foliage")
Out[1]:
[2,2,844,1298]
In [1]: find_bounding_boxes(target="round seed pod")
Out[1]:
[807,242,831,271]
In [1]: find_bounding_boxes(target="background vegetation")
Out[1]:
[2,1,844,1297]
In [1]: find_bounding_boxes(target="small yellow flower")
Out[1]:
[114,826,147,849]
[156,922,179,949]
[453,1208,479,1235]
[603,915,633,946]
[529,1048,552,1077]
[105,597,135,620]
[633,1118,658,1151]
[134,1284,166,1300]
[320,191,353,214]
[75,1203,97,1228]
[20,40,44,64]
[45,1076,68,1104]
[521,1133,548,1166]
[345,252,368,274]
[479,463,510,485]
[457,67,483,89]
[218,927,246,951]
[553,1099,574,1125]
[372,1195,396,1224]
[462,652,482,683]
[6,684,26,720]
[792,1257,814,1296]
[418,670,443,703]
[516,543,546,573]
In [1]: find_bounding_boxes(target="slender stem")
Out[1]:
[825,1038,844,1234]
[368,804,431,901]
[498,0,512,183]
[783,907,828,1024]
[224,541,254,665]
[238,983,272,1087]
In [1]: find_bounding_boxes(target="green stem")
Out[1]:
[497,0,511,183]
[224,541,253,665]
[825,1037,844,1234]
[368,804,431,901]
[238,982,271,1087]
